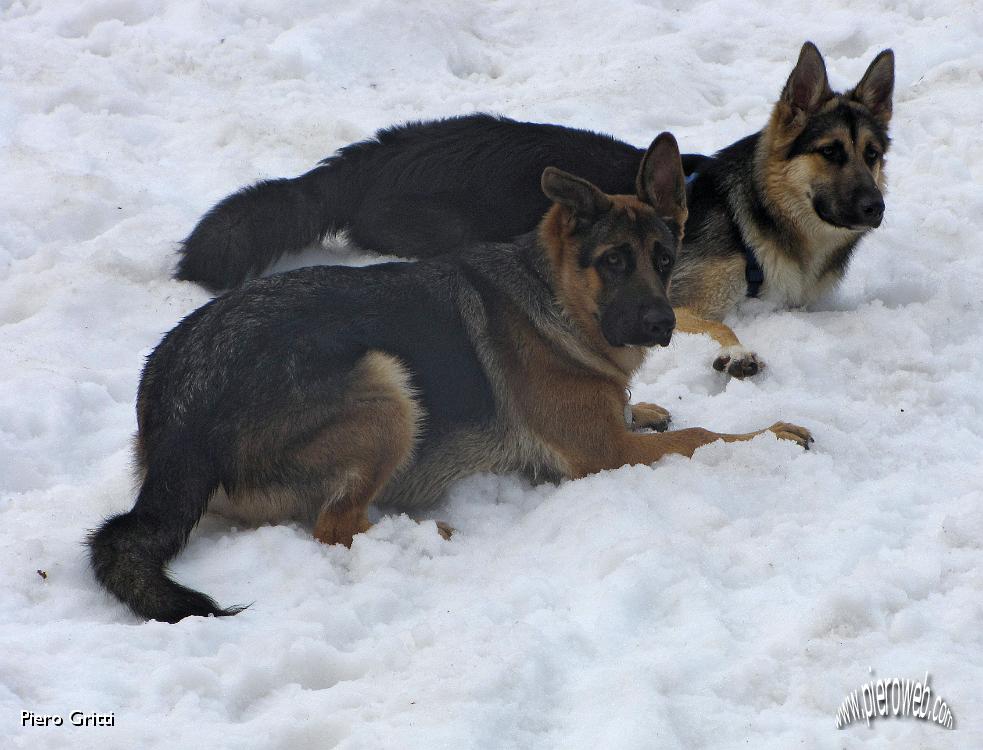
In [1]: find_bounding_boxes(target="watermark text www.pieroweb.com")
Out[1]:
[836,670,955,729]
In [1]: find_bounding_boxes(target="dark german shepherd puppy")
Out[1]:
[176,42,894,378]
[91,135,811,622]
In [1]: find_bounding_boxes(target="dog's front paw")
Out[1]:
[713,345,763,379]
[630,402,672,432]
[767,422,814,449]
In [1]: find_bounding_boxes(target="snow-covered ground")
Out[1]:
[2,1,982,747]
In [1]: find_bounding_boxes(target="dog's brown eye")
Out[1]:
[818,143,841,161]
[657,253,672,272]
[864,146,880,166]
[601,250,626,270]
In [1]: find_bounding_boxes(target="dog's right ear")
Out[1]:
[541,167,612,219]
[850,48,894,125]
[636,132,687,227]
[780,42,833,117]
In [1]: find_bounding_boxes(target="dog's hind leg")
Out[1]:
[302,352,421,547]
[223,352,421,547]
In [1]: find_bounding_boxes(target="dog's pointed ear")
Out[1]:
[781,42,833,115]
[541,167,612,218]
[850,49,894,125]
[636,132,687,226]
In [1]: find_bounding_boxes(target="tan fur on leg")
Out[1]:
[673,307,741,348]
[573,421,812,477]
[314,504,373,547]
[674,306,763,379]
[307,352,420,546]
[630,402,672,432]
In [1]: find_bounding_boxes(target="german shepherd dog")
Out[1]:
[91,135,811,622]
[175,42,894,378]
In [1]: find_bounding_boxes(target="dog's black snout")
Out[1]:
[640,305,676,346]
[854,189,884,227]
[859,194,885,225]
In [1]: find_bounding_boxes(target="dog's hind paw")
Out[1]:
[713,346,763,379]
[630,402,672,432]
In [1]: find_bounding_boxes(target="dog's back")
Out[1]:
[175,114,645,291]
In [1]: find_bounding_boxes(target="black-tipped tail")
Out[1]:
[174,161,354,292]
[88,466,244,623]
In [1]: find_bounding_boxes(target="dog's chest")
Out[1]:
[754,234,850,307]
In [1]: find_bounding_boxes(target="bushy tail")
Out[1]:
[88,455,245,623]
[174,160,355,292]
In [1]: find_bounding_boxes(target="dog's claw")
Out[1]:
[767,421,813,449]
[434,521,454,540]
[640,417,671,433]
[630,403,672,432]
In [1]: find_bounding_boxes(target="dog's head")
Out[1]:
[539,133,686,350]
[763,42,894,232]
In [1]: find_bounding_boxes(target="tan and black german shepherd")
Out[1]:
[175,42,894,378]
[672,42,894,375]
[90,134,811,622]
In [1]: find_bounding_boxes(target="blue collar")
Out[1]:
[686,171,763,298]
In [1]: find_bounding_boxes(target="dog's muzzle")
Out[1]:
[602,301,675,348]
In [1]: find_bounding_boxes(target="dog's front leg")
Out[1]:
[621,422,812,466]
[629,402,672,432]
[673,306,763,379]
[568,421,812,478]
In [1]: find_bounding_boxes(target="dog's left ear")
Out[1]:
[636,132,687,228]
[541,167,612,219]
[850,49,894,125]
[781,42,834,117]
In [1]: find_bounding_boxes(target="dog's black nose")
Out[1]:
[860,195,885,225]
[640,305,675,346]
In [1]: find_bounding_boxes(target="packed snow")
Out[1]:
[2,0,982,747]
